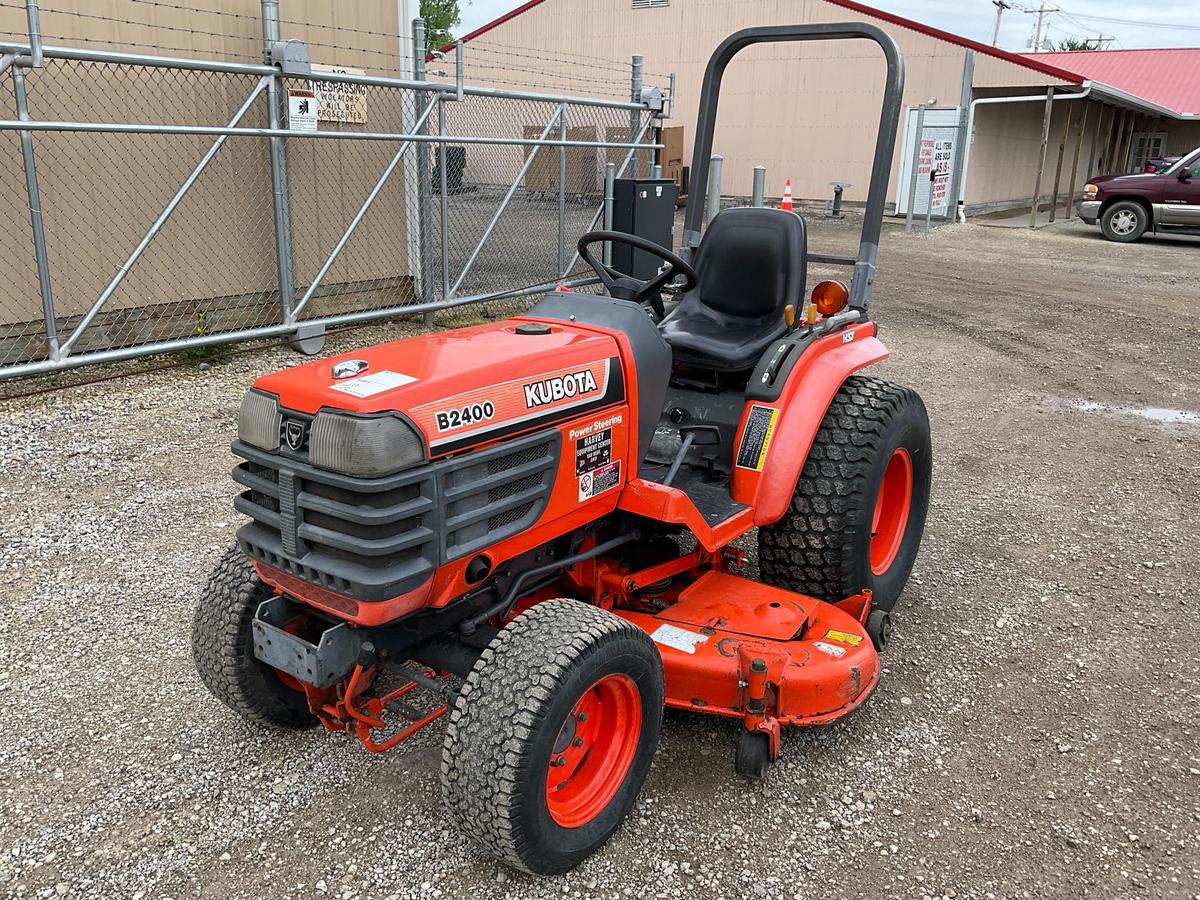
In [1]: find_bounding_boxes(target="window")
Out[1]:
[1128,132,1167,172]
[632,0,669,7]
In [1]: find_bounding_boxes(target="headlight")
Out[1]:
[308,412,425,478]
[1083,183,1098,201]
[238,389,281,450]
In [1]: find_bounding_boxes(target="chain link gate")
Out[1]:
[0,34,666,380]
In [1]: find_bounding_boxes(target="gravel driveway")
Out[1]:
[0,219,1197,900]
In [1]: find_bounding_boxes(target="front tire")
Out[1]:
[192,544,318,729]
[1100,200,1148,242]
[758,376,931,613]
[441,599,664,874]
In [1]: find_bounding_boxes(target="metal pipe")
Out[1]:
[651,163,662,179]
[291,97,439,319]
[706,154,723,225]
[449,104,565,298]
[751,165,766,206]
[24,1,42,68]
[0,54,15,78]
[558,104,567,277]
[0,117,658,149]
[905,103,926,232]
[12,64,57,359]
[260,0,279,58]
[454,40,464,102]
[602,162,616,267]
[662,434,694,487]
[667,72,676,119]
[629,54,644,171]
[950,48,975,223]
[413,18,435,322]
[57,76,271,357]
[438,97,451,304]
[265,41,296,325]
[0,275,603,380]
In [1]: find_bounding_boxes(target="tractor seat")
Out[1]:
[659,207,807,372]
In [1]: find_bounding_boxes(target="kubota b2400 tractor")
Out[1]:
[193,23,930,874]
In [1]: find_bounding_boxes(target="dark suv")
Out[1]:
[1079,148,1200,242]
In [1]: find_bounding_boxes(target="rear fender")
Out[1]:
[730,322,887,525]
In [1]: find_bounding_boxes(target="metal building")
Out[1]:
[442,0,1200,217]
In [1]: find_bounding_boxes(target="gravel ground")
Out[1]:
[1,218,1198,900]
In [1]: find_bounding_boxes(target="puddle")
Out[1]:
[1070,399,1200,427]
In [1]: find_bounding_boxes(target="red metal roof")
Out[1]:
[1024,48,1200,116]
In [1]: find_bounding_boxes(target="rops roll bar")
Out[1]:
[681,23,905,310]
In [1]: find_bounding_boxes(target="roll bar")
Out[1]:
[681,23,905,310]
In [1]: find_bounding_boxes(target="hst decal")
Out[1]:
[523,369,600,409]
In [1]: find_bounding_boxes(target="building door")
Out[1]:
[896,107,961,216]
[1159,154,1200,226]
[1128,132,1167,172]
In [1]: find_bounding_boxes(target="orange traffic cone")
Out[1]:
[780,178,794,212]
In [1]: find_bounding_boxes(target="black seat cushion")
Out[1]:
[659,207,807,371]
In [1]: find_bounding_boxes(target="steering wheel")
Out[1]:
[577,230,698,318]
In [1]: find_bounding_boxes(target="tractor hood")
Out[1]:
[251,319,624,456]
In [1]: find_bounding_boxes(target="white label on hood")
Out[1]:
[330,370,417,397]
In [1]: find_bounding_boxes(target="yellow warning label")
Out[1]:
[824,629,863,647]
[735,405,779,471]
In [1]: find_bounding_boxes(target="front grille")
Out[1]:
[233,442,438,602]
[231,427,560,603]
[439,431,560,561]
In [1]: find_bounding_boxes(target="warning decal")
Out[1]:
[575,427,612,476]
[579,459,621,502]
[735,404,779,471]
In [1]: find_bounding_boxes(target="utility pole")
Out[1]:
[1094,33,1115,48]
[991,0,1011,46]
[1027,3,1060,51]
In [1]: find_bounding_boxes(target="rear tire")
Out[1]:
[758,376,931,613]
[192,544,318,729]
[441,599,664,874]
[1100,200,1148,242]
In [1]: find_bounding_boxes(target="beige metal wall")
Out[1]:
[442,0,1078,207]
[0,1,413,347]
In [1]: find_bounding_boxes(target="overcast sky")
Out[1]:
[456,0,1200,52]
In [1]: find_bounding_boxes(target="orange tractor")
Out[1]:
[193,23,928,873]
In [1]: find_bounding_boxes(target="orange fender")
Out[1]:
[731,322,888,526]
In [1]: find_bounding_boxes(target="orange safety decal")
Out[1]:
[735,404,779,471]
[409,357,623,452]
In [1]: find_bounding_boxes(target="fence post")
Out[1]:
[905,104,926,232]
[413,18,435,325]
[1029,87,1054,228]
[12,65,58,360]
[751,165,766,207]
[261,0,298,335]
[24,0,43,68]
[558,104,567,277]
[949,49,973,223]
[629,54,643,177]
[706,154,723,225]
[438,96,451,304]
[603,162,616,266]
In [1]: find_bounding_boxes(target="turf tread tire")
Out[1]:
[758,375,930,612]
[441,599,663,874]
[191,544,317,729]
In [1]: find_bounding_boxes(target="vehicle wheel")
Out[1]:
[866,609,893,652]
[758,376,931,613]
[1100,200,1148,242]
[734,729,771,779]
[191,544,318,729]
[441,599,664,874]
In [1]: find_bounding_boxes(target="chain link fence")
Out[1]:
[0,38,665,379]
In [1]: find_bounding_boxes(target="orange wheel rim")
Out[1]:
[870,447,913,576]
[545,673,642,828]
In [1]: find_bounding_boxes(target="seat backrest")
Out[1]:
[692,207,807,319]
